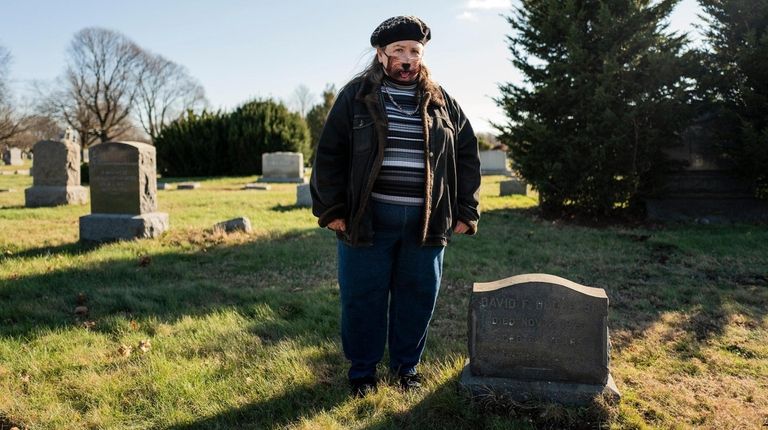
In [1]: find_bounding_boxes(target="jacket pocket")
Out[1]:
[352,114,374,154]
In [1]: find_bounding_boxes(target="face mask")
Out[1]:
[381,52,421,83]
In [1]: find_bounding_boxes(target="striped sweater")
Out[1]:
[371,78,425,206]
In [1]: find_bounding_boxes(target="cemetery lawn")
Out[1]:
[1,172,767,430]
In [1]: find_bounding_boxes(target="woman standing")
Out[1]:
[310,15,481,397]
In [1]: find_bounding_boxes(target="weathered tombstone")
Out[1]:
[259,152,306,183]
[79,141,169,242]
[460,273,620,406]
[213,216,252,234]
[500,178,526,196]
[25,137,88,207]
[296,183,311,207]
[2,147,23,166]
[479,150,511,176]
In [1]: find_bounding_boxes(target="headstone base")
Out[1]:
[79,212,169,243]
[258,177,307,184]
[243,183,271,190]
[459,362,620,406]
[25,185,88,207]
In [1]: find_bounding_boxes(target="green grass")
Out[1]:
[1,172,767,429]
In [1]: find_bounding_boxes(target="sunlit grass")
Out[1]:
[1,172,767,429]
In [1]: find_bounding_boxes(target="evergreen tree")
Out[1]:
[698,0,768,197]
[496,0,694,216]
[305,84,337,164]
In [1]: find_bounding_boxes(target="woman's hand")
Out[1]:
[327,219,347,232]
[453,221,470,234]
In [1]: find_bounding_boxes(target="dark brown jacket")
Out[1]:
[310,75,481,246]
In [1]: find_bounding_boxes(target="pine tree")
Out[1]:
[305,84,337,164]
[496,0,694,216]
[698,0,768,197]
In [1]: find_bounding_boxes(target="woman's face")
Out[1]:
[377,40,424,83]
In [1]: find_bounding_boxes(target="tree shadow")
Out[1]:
[6,241,100,260]
[450,205,768,365]
[163,350,348,430]
[270,203,309,213]
[0,227,336,339]
[1,205,766,428]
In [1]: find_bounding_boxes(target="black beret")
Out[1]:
[370,16,431,47]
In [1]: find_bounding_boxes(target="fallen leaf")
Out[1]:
[20,373,30,384]
[138,255,151,267]
[138,339,151,353]
[74,306,88,316]
[118,344,132,357]
[130,320,139,331]
[82,320,96,330]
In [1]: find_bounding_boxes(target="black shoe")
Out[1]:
[350,376,377,397]
[398,373,422,391]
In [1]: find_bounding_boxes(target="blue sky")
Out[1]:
[1,0,704,133]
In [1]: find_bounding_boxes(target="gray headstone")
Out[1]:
[25,139,88,207]
[479,150,511,176]
[79,141,168,242]
[296,183,311,207]
[259,152,306,183]
[2,147,23,166]
[213,216,252,234]
[89,141,157,215]
[460,273,620,405]
[500,178,526,196]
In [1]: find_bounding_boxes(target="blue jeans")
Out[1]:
[337,201,445,380]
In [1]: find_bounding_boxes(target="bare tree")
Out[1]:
[290,84,315,118]
[56,28,143,145]
[0,45,9,104]
[34,78,99,148]
[5,114,62,151]
[134,52,207,141]
[0,45,27,147]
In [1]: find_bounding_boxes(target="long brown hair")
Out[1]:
[353,53,445,106]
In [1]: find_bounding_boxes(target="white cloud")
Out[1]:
[456,11,479,22]
[466,0,511,10]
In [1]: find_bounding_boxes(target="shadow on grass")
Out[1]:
[1,206,767,428]
[6,240,101,260]
[164,351,348,430]
[270,203,309,213]
[0,227,337,339]
[452,206,768,361]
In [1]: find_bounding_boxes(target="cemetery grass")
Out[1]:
[0,173,767,430]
